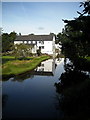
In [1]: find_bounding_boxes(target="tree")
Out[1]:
[9,31,17,44]
[77,1,90,16]
[55,3,90,119]
[59,1,90,61]
[2,31,17,53]
[37,47,41,56]
[2,33,10,52]
[12,43,33,58]
[55,33,62,44]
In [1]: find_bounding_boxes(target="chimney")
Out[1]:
[19,33,21,36]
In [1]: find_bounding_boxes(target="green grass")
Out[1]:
[85,56,90,61]
[2,56,16,65]
[2,55,50,76]
[2,56,15,59]
[2,56,34,64]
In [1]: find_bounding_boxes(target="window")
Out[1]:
[24,41,27,44]
[41,41,44,44]
[42,46,44,49]
[33,41,35,44]
[28,41,31,44]
[41,68,44,71]
[41,63,44,67]
[39,46,41,49]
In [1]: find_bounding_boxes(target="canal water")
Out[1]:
[2,58,65,120]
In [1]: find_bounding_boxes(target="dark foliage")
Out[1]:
[57,2,90,60]
[55,62,90,119]
[37,49,41,56]
[2,31,17,52]
[55,2,90,119]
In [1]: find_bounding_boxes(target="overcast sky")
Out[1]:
[2,2,83,35]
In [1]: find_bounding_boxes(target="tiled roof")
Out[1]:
[15,34,54,41]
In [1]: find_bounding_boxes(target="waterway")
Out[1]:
[2,58,65,120]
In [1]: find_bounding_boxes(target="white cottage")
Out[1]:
[14,33,55,55]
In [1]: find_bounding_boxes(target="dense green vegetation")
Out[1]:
[11,43,34,58]
[2,31,17,53]
[56,1,90,71]
[56,2,90,62]
[55,2,90,120]
[2,55,50,77]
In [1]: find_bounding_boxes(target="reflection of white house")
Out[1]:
[55,43,61,55]
[34,59,56,76]
[14,33,55,55]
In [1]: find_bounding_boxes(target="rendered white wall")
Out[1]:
[36,59,54,72]
[41,41,53,54]
[32,45,37,53]
[14,35,55,55]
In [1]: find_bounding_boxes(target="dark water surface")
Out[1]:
[2,59,64,120]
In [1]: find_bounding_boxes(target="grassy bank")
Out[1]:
[2,56,33,64]
[2,55,50,77]
[85,56,90,61]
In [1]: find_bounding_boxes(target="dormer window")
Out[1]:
[33,41,35,44]
[28,41,31,44]
[24,41,27,44]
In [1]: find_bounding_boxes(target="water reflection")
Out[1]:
[3,59,58,82]
[34,59,57,76]
[2,58,64,120]
[2,94,8,108]
[55,59,90,119]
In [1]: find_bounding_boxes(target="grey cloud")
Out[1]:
[38,27,44,30]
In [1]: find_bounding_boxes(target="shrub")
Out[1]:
[37,49,41,56]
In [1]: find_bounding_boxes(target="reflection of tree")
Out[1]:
[2,71,34,82]
[2,75,14,82]
[55,63,57,69]
[55,61,90,119]
[11,72,34,82]
[54,2,90,119]
[2,94,8,108]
